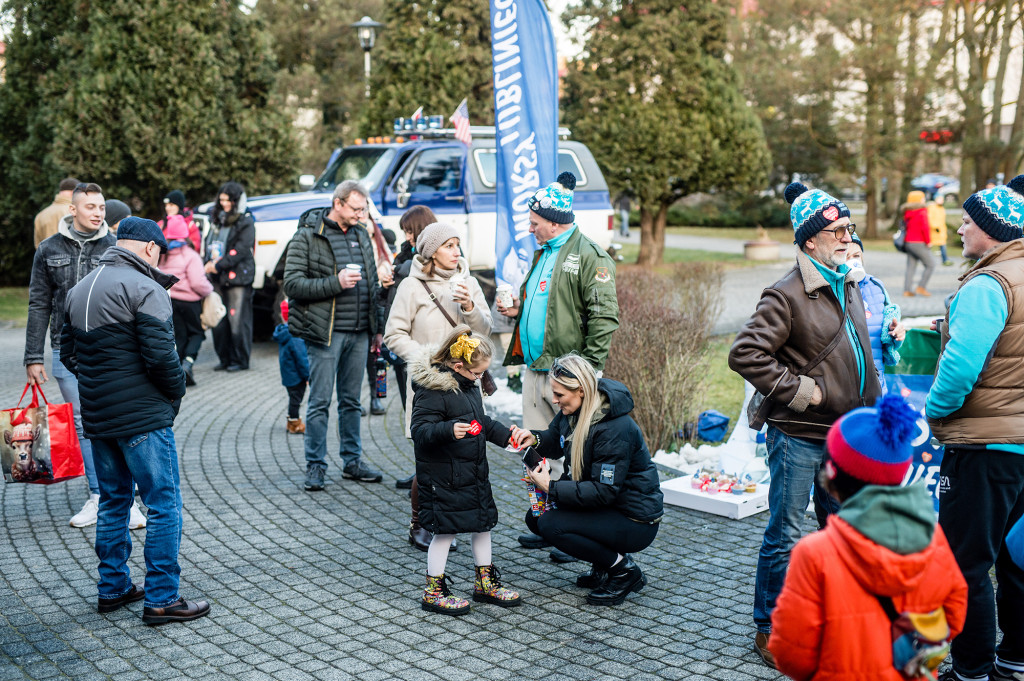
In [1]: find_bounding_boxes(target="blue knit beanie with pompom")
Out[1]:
[785,182,851,248]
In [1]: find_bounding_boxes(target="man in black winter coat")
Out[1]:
[283,180,387,490]
[62,217,209,625]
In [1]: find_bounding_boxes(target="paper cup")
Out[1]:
[496,285,514,308]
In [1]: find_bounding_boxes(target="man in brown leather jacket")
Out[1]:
[925,175,1024,681]
[729,182,881,668]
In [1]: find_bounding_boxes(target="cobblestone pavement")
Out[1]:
[0,324,804,681]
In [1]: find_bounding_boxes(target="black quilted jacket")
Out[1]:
[282,207,384,345]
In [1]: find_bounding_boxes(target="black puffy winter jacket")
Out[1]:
[410,356,513,535]
[60,247,186,439]
[209,211,255,288]
[532,379,664,523]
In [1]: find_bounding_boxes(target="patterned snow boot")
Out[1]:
[286,418,305,434]
[421,573,470,616]
[473,564,522,607]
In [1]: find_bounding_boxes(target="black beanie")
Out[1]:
[163,189,186,212]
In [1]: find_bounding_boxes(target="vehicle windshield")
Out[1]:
[315,147,396,192]
[472,149,587,188]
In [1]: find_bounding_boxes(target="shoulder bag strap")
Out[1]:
[874,594,900,623]
[420,279,458,328]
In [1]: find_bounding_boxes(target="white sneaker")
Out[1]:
[70,494,100,528]
[129,500,147,530]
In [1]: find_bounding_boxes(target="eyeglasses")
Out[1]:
[345,201,368,215]
[823,223,857,239]
[467,368,485,379]
[550,359,578,381]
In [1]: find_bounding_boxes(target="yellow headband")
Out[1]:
[449,334,480,364]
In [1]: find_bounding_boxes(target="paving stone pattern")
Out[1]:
[0,326,800,681]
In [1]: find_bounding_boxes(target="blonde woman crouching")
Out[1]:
[517,354,663,606]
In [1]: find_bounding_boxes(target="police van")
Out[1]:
[196,123,616,326]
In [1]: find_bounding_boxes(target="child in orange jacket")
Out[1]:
[769,394,968,681]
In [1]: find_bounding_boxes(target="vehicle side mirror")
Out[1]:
[299,174,315,189]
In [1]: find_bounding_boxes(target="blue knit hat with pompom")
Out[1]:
[785,182,851,248]
[528,172,576,224]
[963,174,1024,243]
[826,394,920,486]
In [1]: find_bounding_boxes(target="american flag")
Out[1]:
[449,99,471,145]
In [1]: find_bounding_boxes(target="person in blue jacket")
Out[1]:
[846,236,906,380]
[275,299,310,434]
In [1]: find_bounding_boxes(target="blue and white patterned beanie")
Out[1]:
[785,182,851,247]
[963,174,1024,242]
[528,172,576,224]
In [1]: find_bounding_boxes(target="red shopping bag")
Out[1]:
[1,383,84,484]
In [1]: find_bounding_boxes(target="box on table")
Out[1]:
[661,476,769,520]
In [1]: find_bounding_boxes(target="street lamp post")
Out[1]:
[351,15,383,99]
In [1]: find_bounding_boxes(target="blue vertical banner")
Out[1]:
[490,0,559,290]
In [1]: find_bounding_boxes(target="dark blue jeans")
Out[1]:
[92,427,182,608]
[753,426,839,632]
[305,331,369,470]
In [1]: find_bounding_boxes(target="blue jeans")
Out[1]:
[92,427,182,608]
[305,331,369,470]
[52,349,98,494]
[753,426,839,632]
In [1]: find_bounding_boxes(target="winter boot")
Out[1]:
[421,573,470,616]
[585,555,646,606]
[182,358,196,387]
[473,564,522,607]
[286,417,305,434]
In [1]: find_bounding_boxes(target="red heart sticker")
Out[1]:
[539,280,547,293]
[823,206,839,222]
[468,420,482,436]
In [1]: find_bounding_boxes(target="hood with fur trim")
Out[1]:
[409,348,465,394]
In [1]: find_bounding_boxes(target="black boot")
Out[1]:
[182,359,196,387]
[370,397,386,415]
[575,564,608,589]
[585,555,645,606]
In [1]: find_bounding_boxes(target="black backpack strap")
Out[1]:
[874,594,900,623]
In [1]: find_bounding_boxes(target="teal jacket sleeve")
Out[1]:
[926,275,1007,419]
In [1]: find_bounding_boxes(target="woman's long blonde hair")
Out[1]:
[550,354,599,481]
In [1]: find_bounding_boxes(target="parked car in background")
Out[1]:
[911,173,957,200]
[934,180,960,205]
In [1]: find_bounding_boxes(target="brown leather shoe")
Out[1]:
[142,597,210,625]
[97,583,145,613]
[409,525,432,552]
[754,631,776,669]
[903,290,915,297]
[915,286,932,297]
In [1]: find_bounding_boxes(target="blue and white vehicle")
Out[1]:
[195,126,616,325]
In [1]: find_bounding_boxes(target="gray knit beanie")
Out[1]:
[416,222,460,260]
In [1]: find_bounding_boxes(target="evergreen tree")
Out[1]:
[359,0,493,136]
[47,0,296,217]
[562,0,770,266]
[255,0,383,173]
[0,0,77,284]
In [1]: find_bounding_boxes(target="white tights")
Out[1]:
[427,531,492,576]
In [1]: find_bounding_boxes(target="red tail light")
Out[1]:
[608,215,614,230]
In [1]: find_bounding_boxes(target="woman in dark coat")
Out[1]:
[520,353,664,607]
[204,181,256,371]
[410,324,529,616]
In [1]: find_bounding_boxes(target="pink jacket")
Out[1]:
[160,245,213,302]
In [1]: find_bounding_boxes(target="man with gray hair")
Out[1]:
[284,181,387,490]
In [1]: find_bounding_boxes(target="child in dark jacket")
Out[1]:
[274,300,309,434]
[410,324,530,616]
[769,394,967,680]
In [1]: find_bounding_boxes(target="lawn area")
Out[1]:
[0,287,29,327]
[616,242,761,269]
[665,225,963,257]
[703,334,745,428]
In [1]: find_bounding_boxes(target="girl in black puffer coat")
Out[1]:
[410,325,531,616]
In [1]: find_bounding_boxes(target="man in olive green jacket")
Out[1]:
[497,171,619,555]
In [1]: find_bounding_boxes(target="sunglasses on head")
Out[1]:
[550,359,578,381]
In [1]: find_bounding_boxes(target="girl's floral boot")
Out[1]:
[421,573,470,616]
[473,564,522,607]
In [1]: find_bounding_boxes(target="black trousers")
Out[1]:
[525,506,659,570]
[213,285,253,369]
[285,383,306,419]
[939,446,1024,677]
[171,298,204,362]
